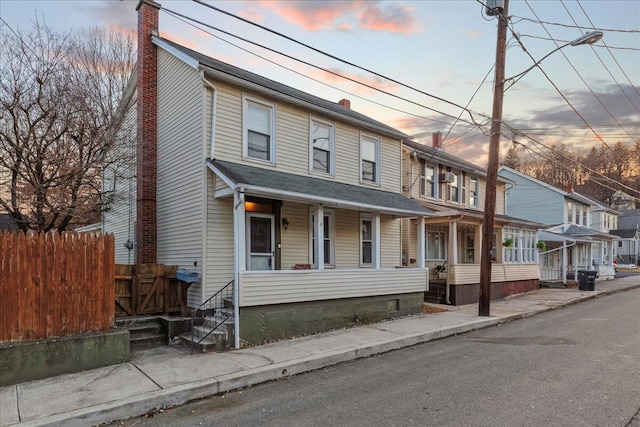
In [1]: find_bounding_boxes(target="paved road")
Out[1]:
[112,288,640,427]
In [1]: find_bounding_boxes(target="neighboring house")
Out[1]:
[0,213,19,231]
[400,135,544,305]
[498,166,619,285]
[611,209,640,267]
[609,190,637,210]
[103,1,436,346]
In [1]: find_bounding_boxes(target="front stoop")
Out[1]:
[181,310,235,352]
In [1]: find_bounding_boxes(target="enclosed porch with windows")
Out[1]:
[207,159,434,345]
[403,212,542,305]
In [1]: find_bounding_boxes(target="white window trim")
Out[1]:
[426,230,447,261]
[309,208,335,268]
[309,117,335,177]
[242,95,277,164]
[447,172,462,204]
[420,160,437,199]
[469,176,479,208]
[360,213,378,267]
[360,133,380,186]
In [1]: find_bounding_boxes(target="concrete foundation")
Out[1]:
[239,293,423,345]
[0,330,130,387]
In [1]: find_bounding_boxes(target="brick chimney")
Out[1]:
[135,0,160,264]
[338,98,351,109]
[432,131,442,149]
[566,182,573,193]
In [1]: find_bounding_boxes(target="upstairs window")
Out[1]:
[243,96,275,163]
[567,201,573,223]
[420,160,436,198]
[310,118,334,175]
[469,177,479,208]
[360,134,379,184]
[446,172,462,203]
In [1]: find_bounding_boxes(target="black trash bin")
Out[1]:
[578,270,597,291]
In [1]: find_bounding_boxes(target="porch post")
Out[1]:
[449,220,458,264]
[233,189,246,349]
[561,241,567,286]
[573,244,578,281]
[314,204,324,270]
[417,216,425,268]
[373,212,381,269]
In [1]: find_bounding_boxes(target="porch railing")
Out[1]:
[190,280,234,353]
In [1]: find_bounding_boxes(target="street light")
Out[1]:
[478,0,602,317]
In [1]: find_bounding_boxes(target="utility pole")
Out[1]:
[479,0,509,316]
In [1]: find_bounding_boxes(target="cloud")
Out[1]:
[307,68,400,95]
[260,0,362,31]
[466,31,482,38]
[238,9,265,23]
[358,3,421,34]
[78,1,136,31]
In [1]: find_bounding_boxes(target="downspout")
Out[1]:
[233,187,245,349]
[200,71,217,160]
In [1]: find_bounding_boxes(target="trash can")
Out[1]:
[578,270,597,291]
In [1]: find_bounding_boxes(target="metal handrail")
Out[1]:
[190,280,234,353]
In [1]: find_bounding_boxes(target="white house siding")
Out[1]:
[280,201,310,269]
[203,192,234,307]
[202,81,402,193]
[156,49,205,291]
[102,91,137,265]
[450,263,540,285]
[381,215,401,268]
[239,268,429,306]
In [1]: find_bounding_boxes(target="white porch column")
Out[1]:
[573,244,579,281]
[449,220,458,265]
[314,204,324,270]
[373,212,381,269]
[417,216,425,268]
[562,241,568,286]
[233,189,246,349]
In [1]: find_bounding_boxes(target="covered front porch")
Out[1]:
[404,210,543,305]
[207,159,434,345]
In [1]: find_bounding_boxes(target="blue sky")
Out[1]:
[2,0,639,165]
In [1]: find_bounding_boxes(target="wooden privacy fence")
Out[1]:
[0,231,115,343]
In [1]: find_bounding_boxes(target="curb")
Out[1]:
[14,283,640,427]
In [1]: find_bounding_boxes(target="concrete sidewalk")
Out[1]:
[2,276,639,427]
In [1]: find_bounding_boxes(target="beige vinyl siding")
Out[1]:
[205,81,402,193]
[450,263,539,285]
[203,193,234,307]
[156,49,205,285]
[280,202,310,269]
[335,209,360,268]
[496,181,506,215]
[102,92,137,265]
[380,215,401,268]
[239,268,429,306]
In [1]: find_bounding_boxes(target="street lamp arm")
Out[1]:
[503,31,603,92]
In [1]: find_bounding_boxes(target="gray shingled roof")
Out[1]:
[610,229,638,239]
[209,160,434,217]
[157,37,407,140]
[403,139,489,176]
[618,209,640,230]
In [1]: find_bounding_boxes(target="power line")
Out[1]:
[509,15,640,34]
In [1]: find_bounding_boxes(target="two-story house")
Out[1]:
[103,0,436,347]
[610,209,640,267]
[400,136,544,305]
[498,166,619,285]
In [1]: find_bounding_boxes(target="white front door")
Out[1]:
[246,213,275,270]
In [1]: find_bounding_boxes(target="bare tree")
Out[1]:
[0,21,135,232]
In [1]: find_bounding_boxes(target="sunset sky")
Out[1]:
[2,0,639,166]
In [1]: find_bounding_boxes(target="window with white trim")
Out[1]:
[567,201,573,223]
[447,172,462,203]
[426,230,446,261]
[360,214,374,266]
[419,160,436,198]
[469,177,479,208]
[310,210,335,267]
[504,228,537,264]
[310,118,334,175]
[360,134,379,184]
[243,96,275,163]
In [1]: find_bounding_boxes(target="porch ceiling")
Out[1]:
[207,159,435,217]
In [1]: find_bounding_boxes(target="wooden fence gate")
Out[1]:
[115,264,181,317]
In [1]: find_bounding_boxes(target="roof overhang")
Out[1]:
[207,159,434,218]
